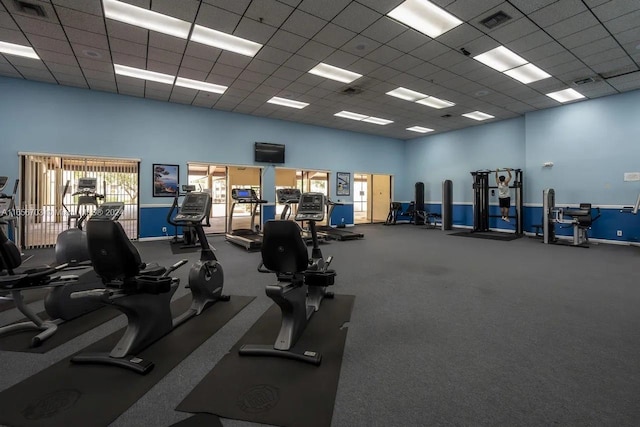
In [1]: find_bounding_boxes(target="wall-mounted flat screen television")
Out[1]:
[254,142,285,164]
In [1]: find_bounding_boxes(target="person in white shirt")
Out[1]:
[496,168,512,222]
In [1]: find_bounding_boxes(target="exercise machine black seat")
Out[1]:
[71,191,228,374]
[240,192,336,365]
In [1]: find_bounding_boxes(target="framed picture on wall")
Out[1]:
[153,164,179,197]
[337,172,350,196]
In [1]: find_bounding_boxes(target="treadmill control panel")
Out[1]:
[295,193,325,222]
[276,188,301,204]
[231,188,267,204]
[174,192,211,223]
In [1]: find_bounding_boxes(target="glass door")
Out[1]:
[354,173,392,224]
[354,173,369,224]
[227,166,262,232]
[187,164,227,233]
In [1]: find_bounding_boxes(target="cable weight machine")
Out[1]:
[471,168,523,235]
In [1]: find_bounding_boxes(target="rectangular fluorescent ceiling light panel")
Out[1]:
[473,46,527,72]
[416,96,455,109]
[191,25,262,57]
[114,64,175,84]
[103,0,191,39]
[546,88,585,103]
[334,111,393,125]
[267,96,309,109]
[175,77,227,94]
[504,63,551,84]
[407,126,434,133]
[0,41,39,59]
[388,0,462,38]
[362,116,394,125]
[308,63,362,84]
[334,111,368,120]
[462,111,494,121]
[386,87,428,102]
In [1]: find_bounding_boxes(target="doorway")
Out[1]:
[354,173,392,224]
[187,164,262,233]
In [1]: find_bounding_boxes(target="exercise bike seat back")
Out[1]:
[87,218,168,292]
[261,220,309,277]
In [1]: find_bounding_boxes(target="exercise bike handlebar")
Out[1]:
[162,259,189,277]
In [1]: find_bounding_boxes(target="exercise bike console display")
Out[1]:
[174,192,210,223]
[295,193,325,222]
[276,188,301,204]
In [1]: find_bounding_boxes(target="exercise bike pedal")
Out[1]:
[219,294,231,301]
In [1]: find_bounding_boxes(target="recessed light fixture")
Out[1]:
[267,96,309,109]
[473,46,527,72]
[386,87,455,109]
[462,111,494,121]
[386,87,428,102]
[103,0,191,39]
[309,63,362,84]
[175,77,227,94]
[416,96,455,109]
[546,88,585,103]
[362,116,394,125]
[191,25,262,57]
[503,63,551,84]
[114,64,175,84]
[407,126,434,133]
[334,111,393,125]
[387,0,462,38]
[0,41,39,59]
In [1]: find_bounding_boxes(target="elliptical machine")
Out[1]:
[70,191,228,374]
[240,192,336,365]
[55,177,105,265]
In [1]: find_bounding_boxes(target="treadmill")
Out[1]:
[276,188,323,245]
[317,198,364,241]
[225,188,267,251]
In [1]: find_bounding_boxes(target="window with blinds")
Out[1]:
[19,154,139,249]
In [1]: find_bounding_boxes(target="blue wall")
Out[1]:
[405,89,640,241]
[0,77,404,237]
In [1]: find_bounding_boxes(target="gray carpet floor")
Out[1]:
[1,225,639,426]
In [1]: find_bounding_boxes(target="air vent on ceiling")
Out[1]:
[340,86,363,95]
[13,0,46,17]
[480,11,511,29]
[573,77,596,85]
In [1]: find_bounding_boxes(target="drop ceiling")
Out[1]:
[0,0,639,139]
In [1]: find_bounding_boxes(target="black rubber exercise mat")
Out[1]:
[0,305,121,353]
[176,294,355,427]
[0,294,254,427]
[170,413,223,427]
[450,231,521,241]
[0,288,48,313]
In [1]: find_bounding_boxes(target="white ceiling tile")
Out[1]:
[15,66,55,82]
[545,11,600,39]
[245,0,293,27]
[429,50,467,69]
[106,20,148,44]
[78,57,115,72]
[407,61,442,78]
[282,54,317,72]
[529,0,589,27]
[273,66,305,80]
[232,79,261,91]
[145,60,179,75]
[83,68,115,81]
[178,66,208,81]
[211,62,242,78]
[269,29,308,53]
[522,41,565,62]
[254,46,292,65]
[389,54,424,73]
[195,4,241,33]
[56,7,106,34]
[0,11,19,30]
[152,0,199,22]
[25,33,73,54]
[46,62,82,75]
[234,17,278,44]
[341,36,382,57]
[506,0,559,14]
[216,51,252,68]
[367,65,400,81]
[184,42,221,61]
[449,0,502,21]
[246,59,279,75]
[410,41,450,62]
[593,0,640,22]
[490,18,540,44]
[51,0,102,15]
[239,69,269,84]
[351,57,381,74]
[201,0,250,14]
[313,23,355,48]
[323,50,360,67]
[361,16,405,44]
[148,47,182,65]
[332,2,381,33]
[591,57,636,77]
[297,40,335,61]
[298,0,351,20]
[602,9,640,34]
[387,29,430,53]
[64,28,110,50]
[37,49,77,65]
[110,37,146,58]
[281,9,327,38]
[365,45,404,65]
[436,24,485,50]
[71,43,111,63]
[148,33,188,54]
[509,30,555,53]
[572,37,620,59]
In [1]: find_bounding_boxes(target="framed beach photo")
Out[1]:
[336,172,350,196]
[153,164,179,197]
